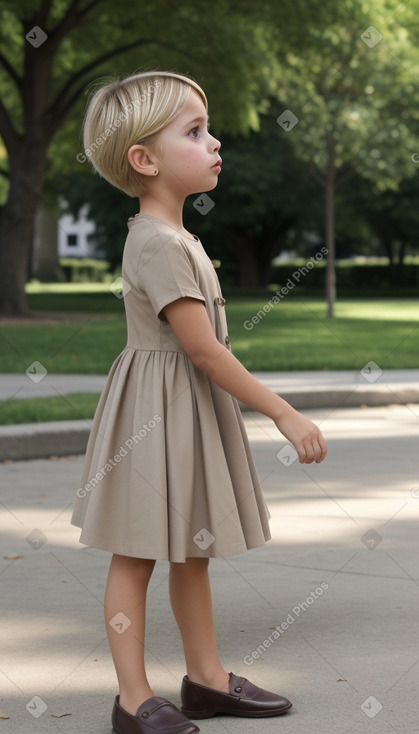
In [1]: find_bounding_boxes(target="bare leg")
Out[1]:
[104,554,156,715]
[169,557,230,692]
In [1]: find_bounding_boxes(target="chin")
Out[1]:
[197,179,219,194]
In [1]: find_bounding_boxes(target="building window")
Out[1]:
[67,234,78,247]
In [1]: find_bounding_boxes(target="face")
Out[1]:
[153,90,222,196]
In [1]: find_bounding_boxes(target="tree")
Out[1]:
[268,0,419,315]
[0,0,281,315]
[352,172,419,266]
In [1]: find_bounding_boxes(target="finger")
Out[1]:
[296,444,307,463]
[302,440,315,464]
[306,432,325,464]
[316,434,328,462]
[315,432,327,464]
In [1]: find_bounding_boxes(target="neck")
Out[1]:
[138,189,186,232]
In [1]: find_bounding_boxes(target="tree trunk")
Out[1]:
[237,244,261,287]
[397,239,407,266]
[325,162,336,318]
[32,206,60,282]
[382,239,394,265]
[0,143,48,315]
[232,221,295,288]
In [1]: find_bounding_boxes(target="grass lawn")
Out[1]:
[0,393,100,425]
[227,297,419,371]
[0,289,418,375]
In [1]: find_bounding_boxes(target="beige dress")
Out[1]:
[71,214,271,562]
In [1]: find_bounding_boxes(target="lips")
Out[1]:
[211,158,222,168]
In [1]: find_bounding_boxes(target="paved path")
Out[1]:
[2,369,419,403]
[1,406,419,733]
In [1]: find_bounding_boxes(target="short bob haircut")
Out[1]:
[80,70,208,197]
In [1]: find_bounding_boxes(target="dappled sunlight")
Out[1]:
[333,300,419,322]
[0,508,82,549]
[268,494,419,545]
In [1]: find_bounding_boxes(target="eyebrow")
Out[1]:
[184,115,209,129]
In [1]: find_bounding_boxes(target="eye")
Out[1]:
[188,126,199,138]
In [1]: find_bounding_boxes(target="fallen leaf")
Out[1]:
[51,712,72,718]
[3,554,24,560]
[0,712,10,719]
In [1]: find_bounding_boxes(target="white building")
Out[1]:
[58,203,104,259]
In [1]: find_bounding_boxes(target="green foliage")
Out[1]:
[272,261,419,292]
[3,0,419,310]
[59,257,111,281]
[270,0,419,189]
[56,173,137,268]
[0,392,100,425]
[347,173,419,262]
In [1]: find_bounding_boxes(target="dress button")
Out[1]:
[225,335,231,346]
[234,686,242,692]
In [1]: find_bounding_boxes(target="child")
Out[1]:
[71,70,327,734]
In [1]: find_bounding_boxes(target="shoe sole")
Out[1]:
[181,702,292,719]
[113,727,199,733]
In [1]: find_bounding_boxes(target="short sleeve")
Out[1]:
[137,235,205,320]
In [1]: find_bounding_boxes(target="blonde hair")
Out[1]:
[80,70,208,197]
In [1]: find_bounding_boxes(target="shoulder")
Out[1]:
[126,216,190,257]
[124,217,197,281]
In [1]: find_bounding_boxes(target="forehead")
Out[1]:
[172,89,208,126]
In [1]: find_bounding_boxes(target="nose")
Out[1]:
[211,133,221,151]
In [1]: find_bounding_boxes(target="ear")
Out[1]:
[127,145,157,177]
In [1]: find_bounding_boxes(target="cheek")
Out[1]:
[183,145,206,170]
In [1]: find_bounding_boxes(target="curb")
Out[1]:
[1,385,419,462]
[0,420,92,462]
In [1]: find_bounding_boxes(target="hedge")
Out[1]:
[271,263,419,292]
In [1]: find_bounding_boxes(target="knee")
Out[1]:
[170,557,209,573]
[113,554,156,582]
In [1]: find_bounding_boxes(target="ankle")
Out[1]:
[187,669,230,691]
[119,687,154,716]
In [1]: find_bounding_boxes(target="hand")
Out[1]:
[275,407,327,464]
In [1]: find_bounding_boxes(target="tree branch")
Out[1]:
[0,98,19,154]
[336,165,356,188]
[0,50,22,91]
[48,38,200,127]
[37,0,55,25]
[48,0,106,48]
[307,160,325,187]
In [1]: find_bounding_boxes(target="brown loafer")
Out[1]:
[180,672,292,719]
[112,695,200,733]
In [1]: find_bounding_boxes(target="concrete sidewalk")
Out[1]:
[0,405,418,733]
[2,369,419,407]
[1,369,419,461]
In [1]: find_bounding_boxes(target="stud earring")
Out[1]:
[154,169,159,175]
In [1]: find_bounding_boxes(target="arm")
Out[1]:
[162,298,327,464]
